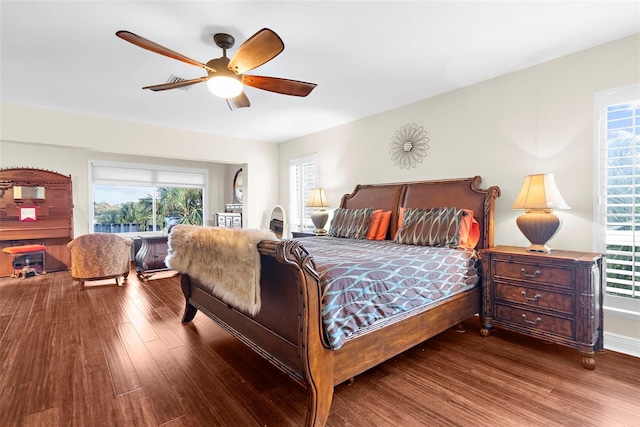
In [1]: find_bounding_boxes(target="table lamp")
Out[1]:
[512,174,570,253]
[306,188,330,235]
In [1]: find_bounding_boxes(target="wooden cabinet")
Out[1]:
[480,245,604,369]
[0,168,73,276]
[216,212,242,229]
[134,235,170,282]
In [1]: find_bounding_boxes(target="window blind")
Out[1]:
[91,162,207,187]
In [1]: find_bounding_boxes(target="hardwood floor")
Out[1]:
[1,269,638,427]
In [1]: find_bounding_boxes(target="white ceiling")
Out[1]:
[1,1,639,143]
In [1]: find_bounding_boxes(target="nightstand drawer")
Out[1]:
[495,282,573,314]
[495,304,574,340]
[493,260,574,289]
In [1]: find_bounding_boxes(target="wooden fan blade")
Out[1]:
[226,92,251,110]
[241,75,317,97]
[142,77,208,91]
[116,30,215,73]
[228,28,284,75]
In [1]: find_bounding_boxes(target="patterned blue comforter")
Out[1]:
[297,237,479,350]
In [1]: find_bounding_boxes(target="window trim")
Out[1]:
[88,160,208,237]
[593,83,640,314]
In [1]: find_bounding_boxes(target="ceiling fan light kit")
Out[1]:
[207,76,243,98]
[115,28,317,110]
[205,58,243,98]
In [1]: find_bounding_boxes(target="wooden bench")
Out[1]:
[2,244,46,277]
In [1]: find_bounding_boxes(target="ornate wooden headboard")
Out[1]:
[340,176,501,249]
[0,168,74,275]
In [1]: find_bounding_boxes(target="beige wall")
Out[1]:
[0,104,279,233]
[278,35,640,348]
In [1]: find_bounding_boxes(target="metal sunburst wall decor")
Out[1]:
[389,123,430,169]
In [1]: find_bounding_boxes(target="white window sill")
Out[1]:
[603,305,640,321]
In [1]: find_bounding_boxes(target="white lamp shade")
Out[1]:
[306,188,329,208]
[512,174,570,211]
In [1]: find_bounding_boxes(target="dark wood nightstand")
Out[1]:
[291,231,317,238]
[480,245,604,369]
[134,235,170,282]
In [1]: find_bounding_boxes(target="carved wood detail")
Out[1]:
[0,168,73,275]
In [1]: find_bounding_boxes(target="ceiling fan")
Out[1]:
[115,28,317,110]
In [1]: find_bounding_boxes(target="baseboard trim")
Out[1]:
[604,331,640,358]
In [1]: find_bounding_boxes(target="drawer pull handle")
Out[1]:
[521,314,542,326]
[520,267,541,278]
[520,291,542,302]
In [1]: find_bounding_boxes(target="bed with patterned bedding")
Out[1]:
[303,237,480,349]
[177,176,500,427]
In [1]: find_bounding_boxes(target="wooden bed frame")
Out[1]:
[180,176,500,426]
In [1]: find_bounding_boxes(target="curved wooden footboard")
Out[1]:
[180,238,334,426]
[261,239,335,426]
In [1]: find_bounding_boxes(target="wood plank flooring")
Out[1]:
[1,269,639,427]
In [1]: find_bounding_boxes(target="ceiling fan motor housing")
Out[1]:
[206,57,240,79]
[213,33,235,50]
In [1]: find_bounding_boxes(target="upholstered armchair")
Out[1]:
[67,233,133,287]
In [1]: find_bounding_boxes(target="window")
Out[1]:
[289,155,317,232]
[595,84,640,314]
[90,161,207,234]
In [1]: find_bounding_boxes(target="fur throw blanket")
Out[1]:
[165,225,278,316]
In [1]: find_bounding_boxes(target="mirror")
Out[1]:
[13,186,45,200]
[232,168,243,204]
[269,205,286,239]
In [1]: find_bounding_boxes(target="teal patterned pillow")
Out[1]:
[394,207,466,248]
[328,208,373,239]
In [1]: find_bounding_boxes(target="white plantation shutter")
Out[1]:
[290,163,302,229]
[290,155,317,232]
[597,84,640,313]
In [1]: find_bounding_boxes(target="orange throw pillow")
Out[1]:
[375,211,392,240]
[459,209,480,249]
[366,209,383,240]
